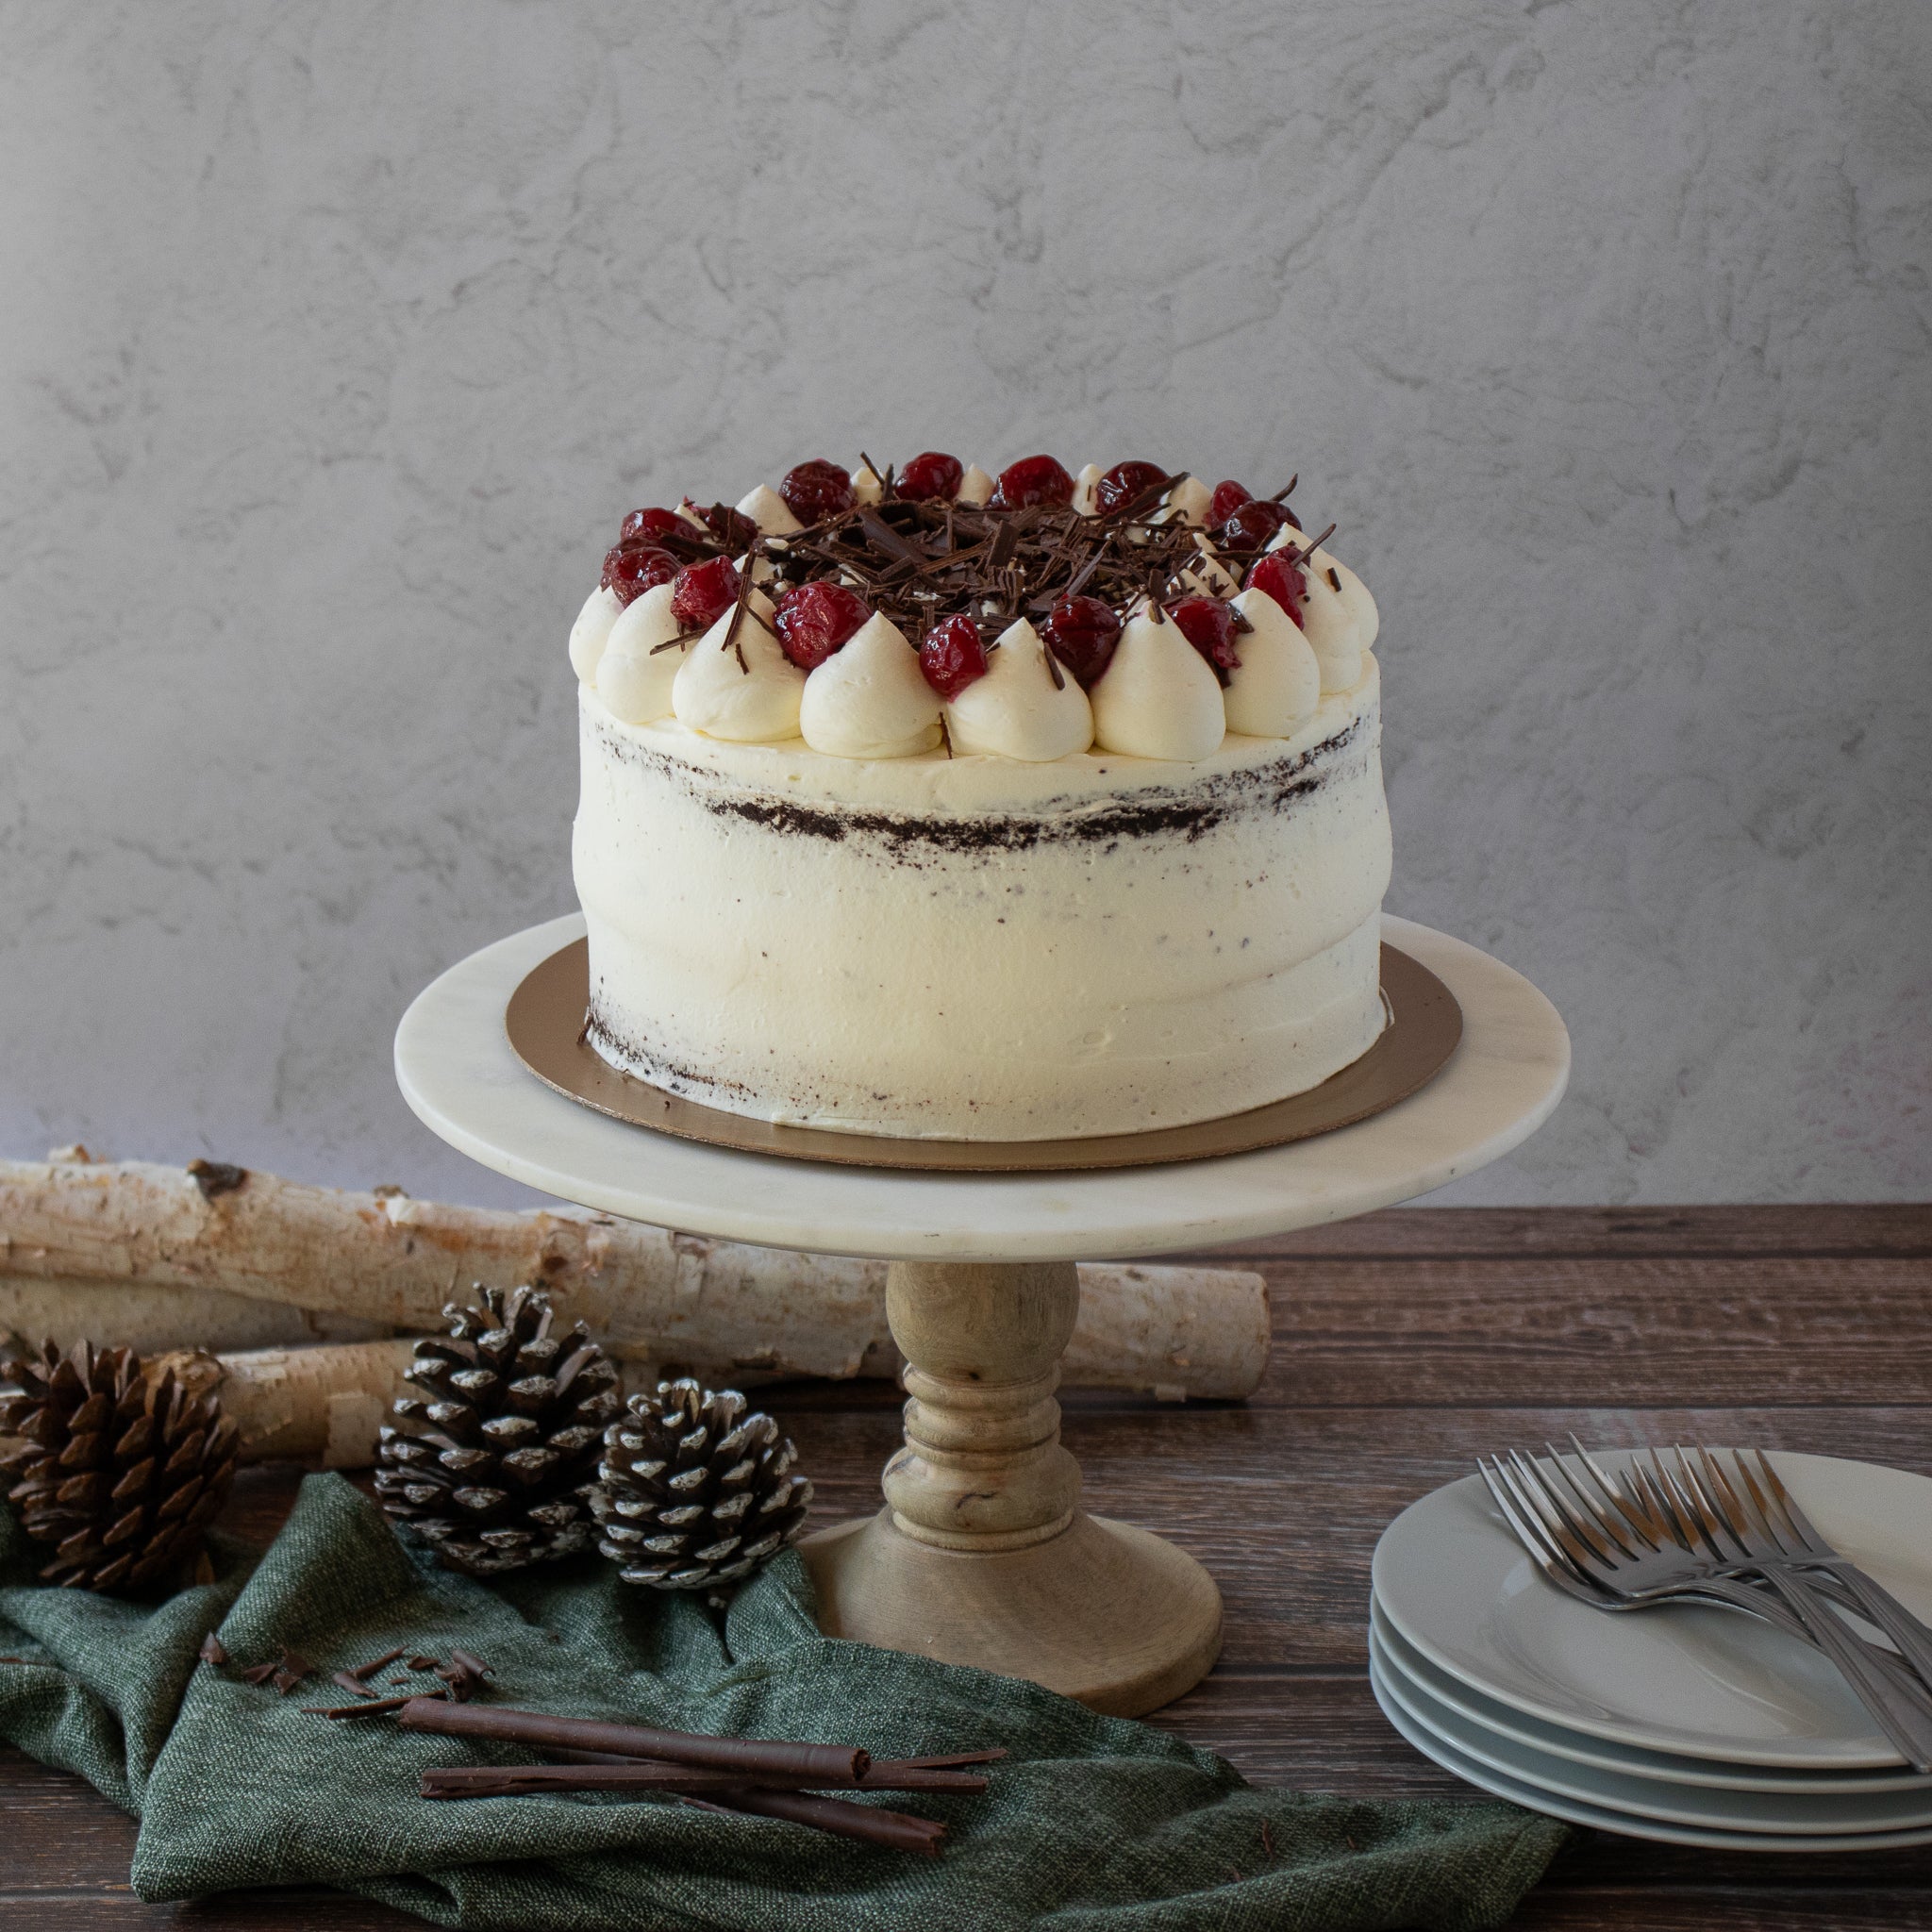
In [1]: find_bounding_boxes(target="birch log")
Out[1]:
[148,1340,665,1470]
[1,1155,1268,1401]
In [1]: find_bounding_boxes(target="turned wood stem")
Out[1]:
[880,1259,1083,1552]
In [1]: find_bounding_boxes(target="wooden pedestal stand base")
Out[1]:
[800,1258,1224,1717]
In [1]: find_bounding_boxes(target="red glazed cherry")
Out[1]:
[1041,595,1124,687]
[671,556,742,631]
[1170,595,1242,686]
[990,454,1074,510]
[619,507,694,547]
[778,460,855,525]
[1208,480,1253,525]
[919,614,989,699]
[774,581,871,670]
[1091,460,1169,517]
[897,451,964,502]
[602,545,680,607]
[1217,498,1291,553]
[1245,552,1307,628]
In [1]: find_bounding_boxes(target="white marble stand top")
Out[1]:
[394,914,1568,1263]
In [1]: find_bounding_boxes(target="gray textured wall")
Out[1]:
[3,2,1927,1209]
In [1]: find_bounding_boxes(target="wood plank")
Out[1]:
[1245,1254,1932,1407]
[1191,1204,1932,1261]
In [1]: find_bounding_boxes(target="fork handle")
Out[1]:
[1801,1559,1932,1692]
[1688,1576,1932,1719]
[1755,1567,1932,1773]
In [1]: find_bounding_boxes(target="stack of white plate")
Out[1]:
[1370,1449,1932,1850]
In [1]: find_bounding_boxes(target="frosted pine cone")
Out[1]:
[374,1284,620,1575]
[591,1378,812,1591]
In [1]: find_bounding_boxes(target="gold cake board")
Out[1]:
[505,938,1461,1172]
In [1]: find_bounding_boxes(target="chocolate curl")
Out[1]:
[420,1762,988,1797]
[345,1646,406,1684]
[683,1788,946,1857]
[394,1698,867,1785]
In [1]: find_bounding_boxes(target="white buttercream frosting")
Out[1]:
[1177,532,1241,599]
[594,582,685,724]
[1073,462,1103,515]
[670,588,805,742]
[1224,586,1321,738]
[798,612,943,759]
[1090,603,1227,760]
[1158,475,1213,526]
[569,585,624,685]
[956,463,993,508]
[736,485,802,536]
[575,665,1390,1140]
[944,618,1094,760]
[1267,527,1378,691]
[851,460,885,506]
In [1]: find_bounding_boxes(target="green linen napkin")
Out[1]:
[0,1473,1564,1929]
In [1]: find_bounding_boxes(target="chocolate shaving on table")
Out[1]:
[449,1649,494,1681]
[394,1698,868,1785]
[198,1633,228,1667]
[302,1695,415,1720]
[346,1647,406,1684]
[408,1657,441,1672]
[331,1670,380,1701]
[238,1659,282,1686]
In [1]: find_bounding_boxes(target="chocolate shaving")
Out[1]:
[420,1761,986,1797]
[395,1698,868,1785]
[408,1657,441,1672]
[346,1647,407,1684]
[332,1669,379,1701]
[449,1649,494,1681]
[681,1788,946,1857]
[198,1633,228,1667]
[186,1158,247,1200]
[272,1652,312,1695]
[302,1696,414,1720]
[1327,566,1341,592]
[238,1659,281,1686]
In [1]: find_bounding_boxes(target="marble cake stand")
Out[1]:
[394,912,1568,1716]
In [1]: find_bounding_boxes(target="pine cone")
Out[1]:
[373,1284,620,1575]
[0,1341,238,1592]
[591,1378,813,1590]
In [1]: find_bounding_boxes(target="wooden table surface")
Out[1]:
[5,1204,1928,1928]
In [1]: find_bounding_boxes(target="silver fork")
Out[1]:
[1480,1448,1932,1772]
[1707,1448,1932,1688]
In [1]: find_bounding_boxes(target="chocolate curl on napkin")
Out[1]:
[396,1698,868,1785]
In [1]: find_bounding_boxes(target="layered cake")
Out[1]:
[567,453,1389,1141]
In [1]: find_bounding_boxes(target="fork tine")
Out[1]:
[1748,1450,1822,1552]
[1479,1459,1615,1607]
[1697,1446,1779,1554]
[1632,1453,1701,1555]
[1672,1447,1751,1561]
[1566,1435,1664,1551]
[1507,1448,1618,1564]
[1657,1448,1735,1562]
[1478,1457,1573,1574]
[1493,1453,1611,1584]
[1541,1443,1643,1558]
[1732,1451,1804,1557]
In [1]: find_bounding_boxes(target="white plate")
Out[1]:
[1370,1650,1932,1852]
[1370,1601,1932,1795]
[1373,1449,1932,1770]
[1372,1627,1932,1834]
